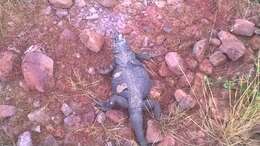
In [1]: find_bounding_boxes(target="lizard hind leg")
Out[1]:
[96,95,128,111]
[144,99,161,120]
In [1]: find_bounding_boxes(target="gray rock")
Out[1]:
[61,103,73,116]
[217,31,246,61]
[209,51,227,66]
[0,105,16,119]
[17,131,33,146]
[209,38,221,46]
[55,8,68,18]
[32,125,41,133]
[231,19,255,36]
[28,107,50,124]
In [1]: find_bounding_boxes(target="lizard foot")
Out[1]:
[96,101,111,112]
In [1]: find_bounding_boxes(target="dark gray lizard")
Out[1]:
[97,33,161,146]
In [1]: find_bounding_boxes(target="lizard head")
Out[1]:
[111,32,135,65]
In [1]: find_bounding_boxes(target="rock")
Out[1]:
[209,38,221,46]
[22,47,54,92]
[155,0,167,8]
[250,36,260,50]
[209,51,227,66]
[255,28,260,35]
[64,114,81,127]
[165,52,186,75]
[17,131,33,146]
[98,0,118,8]
[0,51,17,81]
[75,0,87,7]
[96,111,106,124]
[217,31,246,61]
[158,62,172,77]
[55,8,68,18]
[61,103,73,116]
[32,125,41,133]
[0,105,16,118]
[191,73,205,99]
[48,0,73,9]
[150,80,165,100]
[51,113,63,125]
[177,71,194,88]
[185,57,198,70]
[174,89,195,110]
[192,39,208,62]
[28,107,50,124]
[158,135,176,146]
[79,29,104,53]
[105,109,127,123]
[39,135,59,146]
[199,59,213,75]
[146,120,163,143]
[231,19,255,36]
[81,110,95,125]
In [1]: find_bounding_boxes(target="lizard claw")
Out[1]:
[96,101,110,112]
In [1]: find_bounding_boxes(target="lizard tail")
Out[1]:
[129,108,148,146]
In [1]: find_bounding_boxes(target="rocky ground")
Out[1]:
[0,0,260,146]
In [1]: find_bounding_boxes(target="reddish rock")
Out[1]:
[185,57,198,70]
[0,51,17,81]
[81,108,95,125]
[48,0,73,9]
[75,0,87,7]
[22,48,54,92]
[250,36,260,50]
[192,39,208,62]
[98,0,118,8]
[106,109,127,123]
[218,31,246,61]
[158,62,171,77]
[231,19,255,36]
[199,59,213,75]
[177,71,194,88]
[28,107,50,125]
[146,120,163,143]
[209,38,221,46]
[79,29,104,53]
[174,89,195,110]
[0,105,16,119]
[158,135,176,146]
[155,35,166,45]
[191,73,205,99]
[150,80,164,100]
[165,52,186,75]
[209,51,227,66]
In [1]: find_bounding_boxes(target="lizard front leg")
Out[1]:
[96,95,128,111]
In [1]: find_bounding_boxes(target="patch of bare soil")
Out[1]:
[0,0,260,145]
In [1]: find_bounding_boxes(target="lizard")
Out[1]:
[97,32,161,146]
